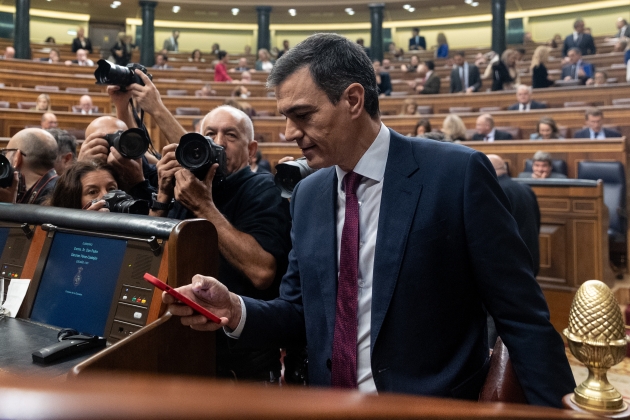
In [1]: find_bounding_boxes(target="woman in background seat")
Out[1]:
[530,117,564,140]
[531,46,555,89]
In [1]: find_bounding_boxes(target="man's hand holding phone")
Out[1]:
[159,274,242,332]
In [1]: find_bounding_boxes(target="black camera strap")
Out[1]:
[129,98,160,158]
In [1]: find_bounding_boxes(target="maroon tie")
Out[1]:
[331,171,362,388]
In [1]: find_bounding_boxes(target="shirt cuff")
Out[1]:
[223,295,246,339]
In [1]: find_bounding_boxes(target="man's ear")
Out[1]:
[344,83,365,119]
[248,139,258,161]
[13,150,24,169]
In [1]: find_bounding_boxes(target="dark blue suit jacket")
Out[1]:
[237,130,574,407]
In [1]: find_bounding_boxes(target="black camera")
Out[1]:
[274,158,317,198]
[0,155,14,189]
[94,59,152,88]
[103,128,149,160]
[99,190,149,215]
[175,133,227,183]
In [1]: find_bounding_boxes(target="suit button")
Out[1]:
[326,359,332,370]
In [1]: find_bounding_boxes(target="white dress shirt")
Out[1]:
[518,102,530,111]
[227,123,391,394]
[484,128,496,142]
[589,128,606,139]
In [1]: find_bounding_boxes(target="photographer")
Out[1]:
[48,160,119,211]
[127,70,291,382]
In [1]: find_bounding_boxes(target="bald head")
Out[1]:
[4,47,14,59]
[475,114,494,136]
[41,112,58,129]
[486,154,507,177]
[85,116,128,139]
[7,128,57,172]
[201,105,254,142]
[79,95,93,112]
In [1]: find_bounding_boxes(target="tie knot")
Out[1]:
[344,171,362,196]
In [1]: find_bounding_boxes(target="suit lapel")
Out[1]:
[313,168,339,336]
[371,131,422,351]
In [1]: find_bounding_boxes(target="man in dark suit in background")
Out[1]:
[408,27,426,51]
[507,85,547,111]
[613,18,630,38]
[415,61,440,94]
[163,33,574,408]
[561,48,594,85]
[573,107,622,139]
[472,114,514,141]
[450,51,481,93]
[563,18,596,56]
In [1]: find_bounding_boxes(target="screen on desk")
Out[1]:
[30,232,127,336]
[0,227,9,259]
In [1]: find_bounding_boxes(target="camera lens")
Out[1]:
[116,128,149,159]
[176,133,212,172]
[0,155,13,189]
[94,59,133,86]
[274,158,317,198]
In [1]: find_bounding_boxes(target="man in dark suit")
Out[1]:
[71,27,93,54]
[408,28,426,51]
[415,61,440,94]
[471,114,514,141]
[517,151,567,180]
[561,48,594,85]
[507,85,547,111]
[450,51,481,93]
[573,107,622,139]
[614,18,630,38]
[164,33,574,408]
[563,18,596,56]
[163,30,180,52]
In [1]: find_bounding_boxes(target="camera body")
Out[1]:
[175,133,227,183]
[103,128,149,160]
[99,190,149,215]
[94,59,152,89]
[274,158,317,198]
[0,155,14,189]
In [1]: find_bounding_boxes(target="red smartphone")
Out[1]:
[143,273,221,323]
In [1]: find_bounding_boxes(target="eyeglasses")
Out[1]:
[0,148,27,157]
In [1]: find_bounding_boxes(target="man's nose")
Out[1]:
[284,119,303,142]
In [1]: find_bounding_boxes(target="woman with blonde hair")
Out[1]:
[441,114,467,141]
[531,46,554,88]
[400,98,419,115]
[33,93,51,111]
[491,49,519,91]
[435,32,449,58]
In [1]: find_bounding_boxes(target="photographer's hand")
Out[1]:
[78,131,110,162]
[107,85,135,128]
[85,200,109,212]
[173,164,217,215]
[0,171,19,204]
[107,147,145,191]
[156,143,180,200]
[129,70,187,145]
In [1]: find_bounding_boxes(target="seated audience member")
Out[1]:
[530,117,564,140]
[486,154,540,275]
[1,46,15,60]
[613,17,630,38]
[412,118,432,137]
[41,112,58,129]
[48,160,119,211]
[214,51,233,82]
[491,49,518,91]
[435,32,449,58]
[373,60,392,97]
[250,150,270,174]
[518,151,567,179]
[40,49,60,63]
[190,49,205,63]
[450,51,481,93]
[563,18,596,56]
[588,71,608,86]
[255,49,274,71]
[409,27,426,51]
[152,54,172,70]
[472,114,513,141]
[78,115,154,200]
[549,33,563,49]
[47,128,77,176]
[33,94,51,111]
[72,27,93,53]
[78,95,95,114]
[401,55,420,73]
[531,45,555,88]
[415,61,440,94]
[388,42,397,54]
[400,99,418,116]
[198,83,214,97]
[65,49,93,66]
[231,57,250,72]
[508,85,547,111]
[441,114,467,141]
[573,107,622,139]
[561,47,594,85]
[240,71,254,83]
[613,38,628,53]
[44,36,56,44]
[277,40,290,60]
[381,59,393,71]
[0,128,58,204]
[232,85,250,99]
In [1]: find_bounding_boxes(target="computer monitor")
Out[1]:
[27,229,164,342]
[0,223,34,302]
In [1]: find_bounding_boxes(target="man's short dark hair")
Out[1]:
[425,60,435,71]
[412,27,419,33]
[217,50,227,60]
[47,128,77,158]
[568,47,582,55]
[574,18,584,29]
[157,53,168,61]
[585,107,603,119]
[454,51,465,58]
[267,33,380,118]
